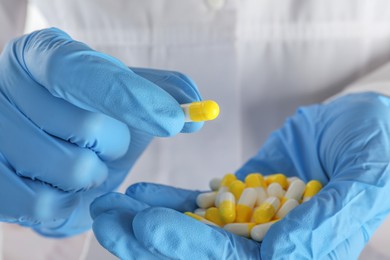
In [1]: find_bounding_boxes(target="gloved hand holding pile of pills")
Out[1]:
[185,173,322,242]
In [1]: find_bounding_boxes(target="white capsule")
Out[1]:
[251,221,278,242]
[224,223,256,238]
[196,191,217,209]
[276,199,299,219]
[287,176,301,185]
[255,187,268,206]
[284,179,306,201]
[209,178,222,191]
[215,186,229,207]
[194,208,206,217]
[267,183,285,199]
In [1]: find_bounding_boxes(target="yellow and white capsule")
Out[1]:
[209,177,222,191]
[205,207,225,227]
[196,191,217,209]
[181,100,220,122]
[236,188,257,223]
[267,183,285,199]
[302,180,323,202]
[216,174,237,206]
[253,196,280,224]
[265,174,288,189]
[229,180,246,201]
[251,220,278,242]
[184,212,218,226]
[218,192,236,224]
[194,208,206,217]
[275,199,299,219]
[281,179,306,204]
[224,223,256,238]
[245,173,268,206]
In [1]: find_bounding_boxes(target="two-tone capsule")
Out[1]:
[218,192,236,223]
[236,188,257,223]
[253,197,280,224]
[245,173,268,206]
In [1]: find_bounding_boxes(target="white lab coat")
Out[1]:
[1,0,390,259]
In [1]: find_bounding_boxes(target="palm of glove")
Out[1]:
[92,92,390,259]
[0,28,202,236]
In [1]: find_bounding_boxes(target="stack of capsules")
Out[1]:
[185,173,322,242]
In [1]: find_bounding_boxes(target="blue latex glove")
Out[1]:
[91,92,390,259]
[0,27,203,237]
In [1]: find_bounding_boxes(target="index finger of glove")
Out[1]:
[18,28,184,137]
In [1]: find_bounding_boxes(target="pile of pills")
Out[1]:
[185,173,322,242]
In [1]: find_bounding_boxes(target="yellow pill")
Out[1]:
[218,192,236,224]
[302,180,323,202]
[224,223,256,238]
[253,197,280,224]
[236,188,257,223]
[205,207,224,226]
[245,173,266,188]
[181,100,220,122]
[229,180,246,201]
[184,212,218,226]
[220,173,237,187]
[265,174,288,189]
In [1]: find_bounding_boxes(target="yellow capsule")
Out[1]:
[184,212,218,226]
[251,220,279,242]
[205,207,224,226]
[229,180,246,201]
[245,173,266,188]
[236,188,257,223]
[302,180,323,202]
[220,173,237,187]
[265,174,288,189]
[181,100,220,122]
[224,223,256,238]
[218,192,236,224]
[253,197,280,224]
